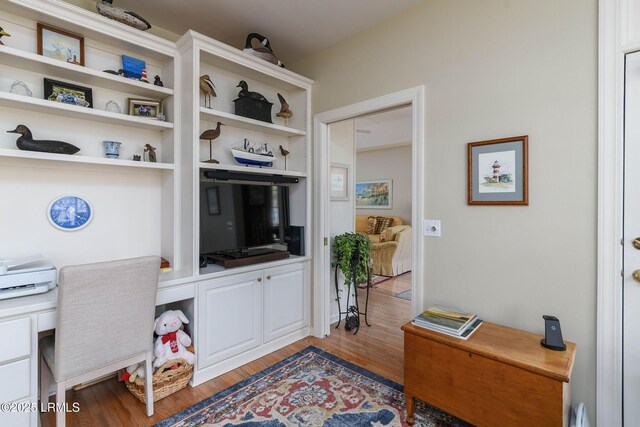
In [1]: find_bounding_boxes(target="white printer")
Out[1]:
[0,255,56,300]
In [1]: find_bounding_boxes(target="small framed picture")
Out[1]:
[37,23,85,66]
[44,78,93,108]
[129,99,162,119]
[356,179,393,209]
[467,135,528,205]
[330,163,349,201]
[207,187,220,215]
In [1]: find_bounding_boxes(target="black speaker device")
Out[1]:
[287,226,305,256]
[540,315,566,351]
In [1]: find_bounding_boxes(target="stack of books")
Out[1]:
[412,305,483,340]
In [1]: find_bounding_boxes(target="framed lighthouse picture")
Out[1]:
[467,135,528,205]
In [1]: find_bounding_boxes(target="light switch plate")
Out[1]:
[423,219,441,237]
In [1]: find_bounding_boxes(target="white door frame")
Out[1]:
[312,86,425,338]
[598,0,624,425]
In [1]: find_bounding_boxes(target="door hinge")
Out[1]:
[324,237,328,246]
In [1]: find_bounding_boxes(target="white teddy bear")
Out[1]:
[153,310,196,368]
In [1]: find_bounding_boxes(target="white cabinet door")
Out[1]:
[263,263,309,343]
[197,271,263,368]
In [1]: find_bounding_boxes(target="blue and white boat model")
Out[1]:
[230,139,275,168]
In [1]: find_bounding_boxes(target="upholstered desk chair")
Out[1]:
[40,256,160,426]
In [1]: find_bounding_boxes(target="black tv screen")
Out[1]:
[200,182,290,254]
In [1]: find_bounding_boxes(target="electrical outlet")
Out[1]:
[423,219,441,237]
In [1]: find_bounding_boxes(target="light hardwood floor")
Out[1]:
[41,287,412,427]
[372,272,412,298]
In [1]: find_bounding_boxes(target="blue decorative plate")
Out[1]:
[47,195,92,231]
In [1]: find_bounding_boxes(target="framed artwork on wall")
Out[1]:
[37,23,85,66]
[44,78,93,108]
[356,179,393,209]
[330,163,349,201]
[467,135,528,205]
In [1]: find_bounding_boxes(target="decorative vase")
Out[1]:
[102,141,122,159]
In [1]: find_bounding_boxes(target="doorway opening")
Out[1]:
[313,87,425,338]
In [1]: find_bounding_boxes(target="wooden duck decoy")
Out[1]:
[236,80,268,102]
[276,93,293,124]
[7,125,80,155]
[243,33,284,68]
[200,75,216,108]
[0,27,10,46]
[96,0,151,31]
[279,145,290,170]
[200,122,224,164]
[154,75,163,87]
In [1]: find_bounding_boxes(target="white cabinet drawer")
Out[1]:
[0,317,30,363]
[0,358,31,403]
[0,401,32,427]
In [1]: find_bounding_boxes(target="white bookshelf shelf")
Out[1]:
[0,46,174,99]
[199,107,305,137]
[0,92,174,131]
[198,162,307,178]
[0,147,174,170]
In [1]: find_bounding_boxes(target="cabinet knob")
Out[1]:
[266,275,271,280]
[257,277,262,282]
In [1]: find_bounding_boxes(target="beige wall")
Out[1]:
[356,146,412,223]
[292,0,597,417]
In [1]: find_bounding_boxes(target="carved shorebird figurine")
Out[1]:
[200,75,216,108]
[0,27,10,46]
[276,93,293,125]
[279,145,290,170]
[200,122,224,164]
[143,143,156,162]
[236,80,268,102]
[7,125,80,155]
[96,0,151,31]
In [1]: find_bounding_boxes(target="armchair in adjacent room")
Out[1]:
[355,214,412,277]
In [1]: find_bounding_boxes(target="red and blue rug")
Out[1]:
[155,346,470,427]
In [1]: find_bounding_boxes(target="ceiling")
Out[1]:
[95,0,424,64]
[355,106,412,152]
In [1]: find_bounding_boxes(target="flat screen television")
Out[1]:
[200,181,290,255]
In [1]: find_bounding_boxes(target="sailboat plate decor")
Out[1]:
[44,78,92,108]
[467,135,528,205]
[48,195,92,231]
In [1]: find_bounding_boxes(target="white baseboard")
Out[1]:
[191,327,311,386]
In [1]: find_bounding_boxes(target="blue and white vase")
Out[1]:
[102,141,122,159]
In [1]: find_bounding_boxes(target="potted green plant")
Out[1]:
[332,232,372,332]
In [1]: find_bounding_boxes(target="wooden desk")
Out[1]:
[402,321,576,427]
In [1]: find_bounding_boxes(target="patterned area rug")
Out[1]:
[155,346,471,427]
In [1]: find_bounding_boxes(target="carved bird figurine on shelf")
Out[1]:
[243,33,285,68]
[96,0,151,31]
[0,27,10,46]
[154,75,163,87]
[276,93,293,125]
[199,75,216,109]
[279,145,290,170]
[200,122,224,164]
[143,143,156,162]
[7,125,80,155]
[236,80,268,102]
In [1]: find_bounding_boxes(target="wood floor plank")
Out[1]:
[40,286,412,426]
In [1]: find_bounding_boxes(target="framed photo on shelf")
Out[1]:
[44,78,93,108]
[355,179,392,209]
[37,23,85,66]
[330,163,349,201]
[129,99,162,119]
[207,187,220,215]
[467,135,528,205]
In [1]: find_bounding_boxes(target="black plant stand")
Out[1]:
[334,254,372,335]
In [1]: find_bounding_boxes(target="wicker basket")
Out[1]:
[124,358,193,403]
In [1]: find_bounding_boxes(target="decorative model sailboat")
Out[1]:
[230,139,275,168]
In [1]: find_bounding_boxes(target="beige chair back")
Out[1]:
[54,256,160,381]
